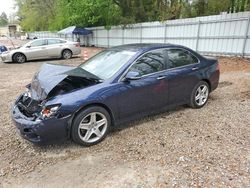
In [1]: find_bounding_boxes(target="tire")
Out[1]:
[62,49,72,59]
[189,81,210,109]
[13,53,26,63]
[71,106,111,146]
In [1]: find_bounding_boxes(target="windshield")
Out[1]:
[79,50,136,80]
[19,41,31,48]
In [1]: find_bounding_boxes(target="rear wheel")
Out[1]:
[13,53,26,63]
[190,81,209,108]
[62,49,72,59]
[71,106,111,146]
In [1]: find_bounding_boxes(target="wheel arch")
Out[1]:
[61,48,72,56]
[201,79,211,92]
[67,102,116,138]
[12,52,27,62]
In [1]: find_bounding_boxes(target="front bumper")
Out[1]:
[11,97,72,144]
[0,53,12,63]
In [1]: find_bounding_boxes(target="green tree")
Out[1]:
[207,0,231,15]
[230,0,249,12]
[180,1,196,18]
[0,12,8,26]
[15,0,56,31]
[247,0,250,10]
[14,0,250,31]
[50,0,120,30]
[193,0,207,16]
[113,0,184,23]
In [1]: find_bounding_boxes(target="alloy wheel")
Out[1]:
[195,84,209,106]
[16,54,26,63]
[62,50,72,59]
[78,112,108,143]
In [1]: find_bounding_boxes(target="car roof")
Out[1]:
[26,38,69,45]
[109,43,187,52]
[31,38,67,41]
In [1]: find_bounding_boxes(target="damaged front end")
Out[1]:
[29,63,101,101]
[11,63,101,143]
[12,97,71,143]
[16,92,43,119]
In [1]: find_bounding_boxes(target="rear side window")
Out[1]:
[130,49,165,76]
[167,49,198,69]
[60,40,66,43]
[30,40,47,47]
[47,39,62,45]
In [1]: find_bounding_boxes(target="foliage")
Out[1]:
[15,0,56,31]
[192,0,231,16]
[49,0,121,30]
[0,12,8,26]
[14,0,250,31]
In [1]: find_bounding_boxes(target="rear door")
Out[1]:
[46,39,65,58]
[24,39,48,59]
[166,48,200,105]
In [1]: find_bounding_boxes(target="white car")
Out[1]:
[0,38,81,63]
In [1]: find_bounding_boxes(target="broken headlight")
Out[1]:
[41,104,61,118]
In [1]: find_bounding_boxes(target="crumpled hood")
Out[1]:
[30,63,100,100]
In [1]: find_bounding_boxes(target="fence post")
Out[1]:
[242,16,250,58]
[95,28,98,47]
[196,20,201,52]
[122,27,125,45]
[107,29,110,48]
[164,24,167,43]
[140,23,143,43]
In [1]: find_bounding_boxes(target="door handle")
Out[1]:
[41,47,46,49]
[192,67,199,71]
[157,76,165,80]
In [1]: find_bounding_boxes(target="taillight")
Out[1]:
[75,43,80,47]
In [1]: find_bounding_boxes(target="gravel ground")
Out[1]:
[0,45,249,187]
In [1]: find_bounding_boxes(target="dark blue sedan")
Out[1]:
[11,44,220,146]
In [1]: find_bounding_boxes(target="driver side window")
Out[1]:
[129,49,165,76]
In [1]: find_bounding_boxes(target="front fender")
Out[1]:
[44,83,119,121]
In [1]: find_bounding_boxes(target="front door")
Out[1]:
[116,49,169,120]
[24,39,48,60]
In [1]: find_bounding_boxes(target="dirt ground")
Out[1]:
[0,42,250,187]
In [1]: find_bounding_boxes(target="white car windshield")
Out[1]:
[80,50,136,80]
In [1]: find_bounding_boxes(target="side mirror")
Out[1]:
[123,71,141,81]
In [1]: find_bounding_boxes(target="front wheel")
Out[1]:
[71,106,111,146]
[13,53,26,63]
[190,81,209,109]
